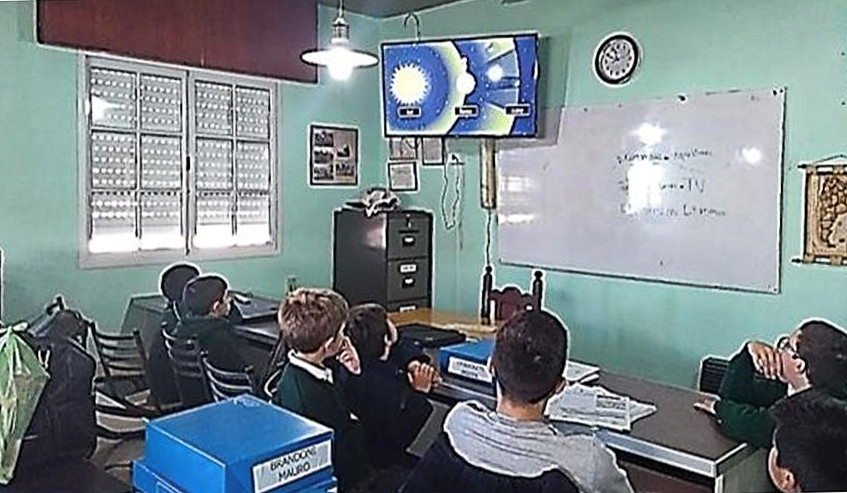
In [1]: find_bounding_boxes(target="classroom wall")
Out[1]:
[380,0,847,387]
[0,2,383,328]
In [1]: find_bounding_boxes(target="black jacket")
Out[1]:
[401,433,579,493]
[341,343,433,468]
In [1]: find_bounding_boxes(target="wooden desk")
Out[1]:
[392,309,772,493]
[0,459,130,493]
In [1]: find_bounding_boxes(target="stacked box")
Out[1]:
[133,395,336,493]
[439,339,495,385]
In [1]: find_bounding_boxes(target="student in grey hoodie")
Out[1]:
[401,310,634,493]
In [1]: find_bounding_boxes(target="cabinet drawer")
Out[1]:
[387,258,429,301]
[387,214,431,260]
[387,298,431,313]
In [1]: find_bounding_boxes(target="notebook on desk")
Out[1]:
[398,323,467,348]
[232,293,279,323]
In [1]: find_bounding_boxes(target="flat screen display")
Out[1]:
[381,33,538,137]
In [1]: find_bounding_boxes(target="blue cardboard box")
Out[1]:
[135,395,334,493]
[439,339,495,384]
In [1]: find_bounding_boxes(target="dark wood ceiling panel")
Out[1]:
[318,0,463,18]
[202,0,317,82]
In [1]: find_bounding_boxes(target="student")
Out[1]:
[273,288,372,492]
[401,310,634,493]
[695,319,847,448]
[342,303,436,468]
[173,274,247,372]
[768,389,847,492]
[148,262,201,406]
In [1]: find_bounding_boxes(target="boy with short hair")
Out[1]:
[273,288,371,492]
[401,310,634,493]
[695,319,847,448]
[768,390,847,492]
[173,274,246,372]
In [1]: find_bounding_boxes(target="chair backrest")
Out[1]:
[698,356,730,394]
[89,321,160,411]
[163,330,211,407]
[480,266,544,324]
[202,354,257,402]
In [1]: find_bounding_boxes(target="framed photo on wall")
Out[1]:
[421,137,445,166]
[388,137,418,161]
[387,160,418,192]
[309,124,359,186]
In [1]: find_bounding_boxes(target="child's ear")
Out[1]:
[795,357,807,375]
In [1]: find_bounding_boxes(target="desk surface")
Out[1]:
[391,309,752,480]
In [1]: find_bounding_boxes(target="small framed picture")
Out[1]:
[388,160,419,192]
[421,138,445,166]
[309,124,359,187]
[388,137,418,161]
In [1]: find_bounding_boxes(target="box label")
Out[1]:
[447,357,493,383]
[252,440,332,493]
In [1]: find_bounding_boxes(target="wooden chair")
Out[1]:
[202,354,257,402]
[480,266,544,324]
[163,330,211,407]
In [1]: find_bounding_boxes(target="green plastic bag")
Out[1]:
[0,324,49,485]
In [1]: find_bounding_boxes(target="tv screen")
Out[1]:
[381,33,538,138]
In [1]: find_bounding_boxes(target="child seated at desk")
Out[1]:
[401,310,634,493]
[273,288,372,493]
[342,303,436,468]
[173,275,248,372]
[768,389,847,492]
[695,319,847,448]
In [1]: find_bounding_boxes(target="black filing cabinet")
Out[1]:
[333,209,432,311]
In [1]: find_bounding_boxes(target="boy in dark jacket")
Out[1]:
[173,275,247,372]
[401,310,634,493]
[695,319,847,448]
[273,288,371,492]
[768,389,847,492]
[342,303,436,468]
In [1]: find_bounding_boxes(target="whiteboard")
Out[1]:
[497,88,784,293]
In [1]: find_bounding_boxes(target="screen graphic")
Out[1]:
[381,34,538,137]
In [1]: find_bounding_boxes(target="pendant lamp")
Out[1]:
[301,0,379,81]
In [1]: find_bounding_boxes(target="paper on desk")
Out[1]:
[564,360,600,384]
[545,384,656,432]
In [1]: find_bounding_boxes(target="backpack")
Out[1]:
[15,308,97,470]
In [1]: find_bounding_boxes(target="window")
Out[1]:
[79,56,278,267]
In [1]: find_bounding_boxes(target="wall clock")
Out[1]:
[593,33,641,86]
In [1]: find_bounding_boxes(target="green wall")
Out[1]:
[0,2,382,329]
[380,0,847,387]
[3,0,847,388]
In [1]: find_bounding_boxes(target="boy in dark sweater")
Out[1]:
[342,303,436,468]
[768,389,847,492]
[695,319,847,448]
[273,288,371,492]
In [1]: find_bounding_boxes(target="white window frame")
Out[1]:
[78,55,279,269]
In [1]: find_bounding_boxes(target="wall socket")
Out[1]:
[286,275,299,294]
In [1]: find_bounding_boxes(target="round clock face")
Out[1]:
[594,33,640,85]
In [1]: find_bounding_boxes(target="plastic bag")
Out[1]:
[0,323,50,484]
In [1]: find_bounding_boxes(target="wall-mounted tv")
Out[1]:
[381,33,538,138]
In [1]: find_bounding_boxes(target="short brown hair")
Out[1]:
[278,288,348,353]
[492,310,568,404]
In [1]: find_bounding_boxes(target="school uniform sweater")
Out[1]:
[401,401,634,493]
[274,357,371,492]
[341,349,433,468]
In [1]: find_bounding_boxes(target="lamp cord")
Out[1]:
[485,209,493,267]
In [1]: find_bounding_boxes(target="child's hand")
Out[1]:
[693,395,719,415]
[747,340,781,380]
[337,337,361,375]
[408,362,437,393]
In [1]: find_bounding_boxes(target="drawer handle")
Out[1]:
[399,263,418,274]
[402,278,416,288]
[399,304,417,312]
[402,235,416,246]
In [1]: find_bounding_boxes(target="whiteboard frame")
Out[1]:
[498,88,785,294]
